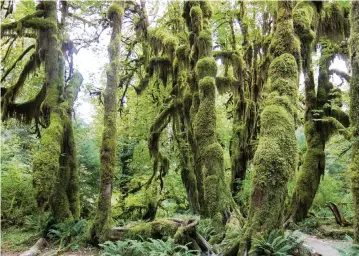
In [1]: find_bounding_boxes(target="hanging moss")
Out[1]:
[190,6,202,34]
[2,84,45,124]
[319,2,347,42]
[216,76,234,95]
[197,30,212,58]
[148,57,172,86]
[148,28,178,57]
[195,57,217,79]
[293,1,318,44]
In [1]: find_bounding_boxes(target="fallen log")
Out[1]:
[20,238,48,256]
[108,218,215,253]
[326,202,351,227]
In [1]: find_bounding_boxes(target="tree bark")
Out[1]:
[349,1,359,243]
[244,0,300,244]
[89,2,123,244]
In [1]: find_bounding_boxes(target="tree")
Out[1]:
[244,0,300,242]
[289,1,350,223]
[1,0,83,222]
[89,1,123,243]
[350,0,359,243]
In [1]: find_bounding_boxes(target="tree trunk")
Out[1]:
[89,2,123,244]
[289,2,350,222]
[350,1,359,243]
[244,0,300,242]
[182,1,233,222]
[32,1,82,222]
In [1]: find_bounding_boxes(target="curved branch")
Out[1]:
[2,52,41,103]
[329,68,351,83]
[2,83,46,124]
[1,44,35,82]
[2,37,17,63]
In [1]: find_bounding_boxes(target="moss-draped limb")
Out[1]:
[1,52,41,115]
[148,100,178,185]
[1,44,36,82]
[289,18,350,221]
[245,1,299,242]
[90,2,123,244]
[173,114,200,214]
[1,83,46,124]
[319,2,349,42]
[0,10,45,36]
[350,1,359,243]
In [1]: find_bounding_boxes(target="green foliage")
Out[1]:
[1,125,38,227]
[335,235,359,256]
[297,217,320,235]
[100,238,196,256]
[196,219,215,241]
[48,219,88,251]
[250,230,303,256]
[74,120,101,217]
[23,212,52,237]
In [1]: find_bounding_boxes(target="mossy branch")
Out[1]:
[0,10,45,36]
[329,69,351,83]
[147,100,179,185]
[2,83,46,124]
[63,72,83,104]
[2,52,41,104]
[1,44,36,82]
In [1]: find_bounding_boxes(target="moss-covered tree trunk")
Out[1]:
[182,1,233,221]
[289,1,319,223]
[32,1,82,222]
[90,2,123,244]
[289,2,350,223]
[244,0,300,240]
[350,1,359,243]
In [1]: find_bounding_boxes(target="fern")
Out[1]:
[48,219,87,252]
[250,230,303,256]
[100,237,197,256]
[335,235,359,256]
[196,218,215,241]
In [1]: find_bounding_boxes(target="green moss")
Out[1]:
[246,1,300,236]
[293,1,318,44]
[195,57,217,79]
[270,20,301,64]
[319,2,347,42]
[204,175,220,215]
[107,3,123,21]
[200,1,212,19]
[216,76,233,94]
[197,30,212,58]
[190,6,203,33]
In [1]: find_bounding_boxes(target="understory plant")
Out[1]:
[48,219,88,252]
[100,237,197,256]
[250,230,304,256]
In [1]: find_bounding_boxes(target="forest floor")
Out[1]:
[1,227,352,256]
[298,231,350,256]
